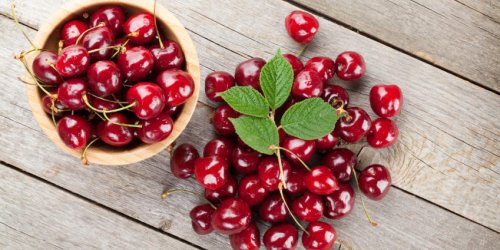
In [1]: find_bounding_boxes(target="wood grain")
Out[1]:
[291,0,500,92]
[0,164,195,250]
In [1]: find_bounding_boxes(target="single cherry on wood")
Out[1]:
[285,10,319,44]
[126,82,166,120]
[211,198,251,235]
[302,221,337,250]
[170,143,199,179]
[263,223,298,250]
[205,71,236,102]
[367,117,399,148]
[204,174,237,204]
[323,184,355,220]
[369,84,403,118]
[87,60,122,97]
[234,58,266,91]
[359,164,392,200]
[322,148,356,183]
[96,113,134,147]
[335,51,366,81]
[55,45,90,78]
[229,223,260,250]
[60,20,88,47]
[189,204,215,235]
[335,107,372,143]
[57,115,90,150]
[136,111,173,144]
[304,56,336,83]
[194,155,229,190]
[32,51,62,85]
[156,69,195,107]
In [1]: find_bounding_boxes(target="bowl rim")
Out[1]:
[24,0,200,166]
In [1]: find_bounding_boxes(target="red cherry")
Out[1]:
[292,69,324,99]
[170,143,199,179]
[87,60,122,97]
[56,45,90,78]
[189,204,215,235]
[211,198,251,235]
[123,13,155,45]
[258,156,292,191]
[88,95,119,110]
[369,84,403,118]
[205,71,236,102]
[57,78,87,110]
[136,111,173,143]
[285,166,307,196]
[114,37,133,50]
[367,118,399,148]
[96,113,134,146]
[322,148,356,183]
[285,10,319,44]
[291,191,324,222]
[205,174,237,204]
[41,93,66,116]
[164,105,181,118]
[322,84,349,108]
[60,20,88,47]
[282,136,316,166]
[315,130,339,152]
[57,115,90,149]
[194,156,229,190]
[81,26,115,61]
[117,46,154,82]
[238,174,269,206]
[304,57,336,83]
[156,69,195,106]
[231,145,262,174]
[283,53,303,76]
[304,166,338,195]
[263,223,298,250]
[259,193,290,223]
[89,6,125,35]
[203,137,234,163]
[323,184,355,220]
[230,223,260,250]
[335,51,366,81]
[32,51,62,85]
[234,58,265,91]
[149,40,184,72]
[126,82,166,120]
[335,107,372,143]
[302,221,336,250]
[359,164,391,200]
[213,104,240,136]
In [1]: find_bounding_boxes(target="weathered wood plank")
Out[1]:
[291,0,500,92]
[0,164,195,250]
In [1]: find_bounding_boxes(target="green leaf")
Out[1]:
[220,86,269,118]
[280,98,339,140]
[259,49,294,110]
[229,116,279,155]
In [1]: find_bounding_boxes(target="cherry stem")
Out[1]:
[81,137,99,165]
[82,94,136,114]
[295,43,309,58]
[102,111,142,128]
[87,45,123,54]
[111,39,130,59]
[153,0,164,49]
[50,98,57,126]
[350,147,378,227]
[18,56,52,97]
[334,99,350,121]
[15,48,42,60]
[271,145,312,172]
[161,189,216,209]
[278,183,309,235]
[87,92,128,104]
[75,23,106,45]
[11,4,37,49]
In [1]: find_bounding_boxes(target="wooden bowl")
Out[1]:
[24,0,200,165]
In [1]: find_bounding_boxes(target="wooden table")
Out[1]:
[1,0,499,249]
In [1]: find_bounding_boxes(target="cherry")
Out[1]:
[302,221,336,250]
[258,156,292,191]
[259,193,290,223]
[194,156,228,190]
[57,78,87,110]
[205,174,237,204]
[369,84,403,118]
[88,95,119,110]
[205,71,236,102]
[57,115,90,149]
[263,223,298,250]
[234,58,265,91]
[283,53,303,76]
[282,136,316,166]
[335,107,372,143]
[315,130,339,152]
[156,69,195,106]
[32,51,62,85]
[96,113,134,146]
[335,51,366,81]
[359,164,391,200]
[123,13,155,45]
[136,111,173,143]
[164,105,181,118]
[170,143,199,179]
[189,204,215,235]
[117,46,154,82]
[323,184,355,220]
[126,82,166,120]
[322,84,349,108]
[87,60,122,97]
[322,148,356,183]
[367,118,399,148]
[285,10,319,44]
[231,145,262,174]
[211,198,251,235]
[149,40,184,72]
[304,57,336,83]
[203,137,234,163]
[292,69,324,99]
[89,6,125,35]
[60,20,88,47]
[81,26,115,61]
[229,223,260,250]
[114,37,133,50]
[41,94,66,116]
[238,174,269,206]
[285,166,307,196]
[56,45,90,78]
[213,104,240,136]
[291,191,324,222]
[304,166,338,195]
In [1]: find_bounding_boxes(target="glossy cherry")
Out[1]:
[205,174,237,204]
[304,57,336,83]
[258,156,292,191]
[292,69,324,99]
[335,107,372,143]
[164,105,181,118]
[263,223,298,250]
[156,69,195,106]
[170,143,199,179]
[213,104,240,136]
[136,111,173,143]
[359,164,391,200]
[32,51,62,85]
[282,136,316,166]
[57,115,90,149]
[315,130,339,152]
[126,82,166,120]
[304,166,338,195]
[335,51,366,81]
[234,58,265,91]
[369,84,403,118]
[149,40,184,72]
[205,71,235,102]
[117,46,154,81]
[81,26,115,61]
[87,60,122,97]
[322,84,349,108]
[238,174,269,206]
[302,221,336,250]
[96,113,134,146]
[231,145,262,174]
[90,6,125,35]
[229,223,260,250]
[322,148,356,183]
[323,184,355,220]
[367,118,399,148]
[41,94,66,116]
[56,45,90,78]
[291,191,324,222]
[285,166,307,196]
[189,204,215,235]
[123,13,155,45]
[285,10,319,44]
[194,156,229,190]
[60,20,88,47]
[57,78,87,110]
[283,53,303,76]
[211,198,251,235]
[203,137,234,163]
[259,193,290,223]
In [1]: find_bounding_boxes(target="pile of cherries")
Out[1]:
[17,4,194,159]
[165,10,403,250]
